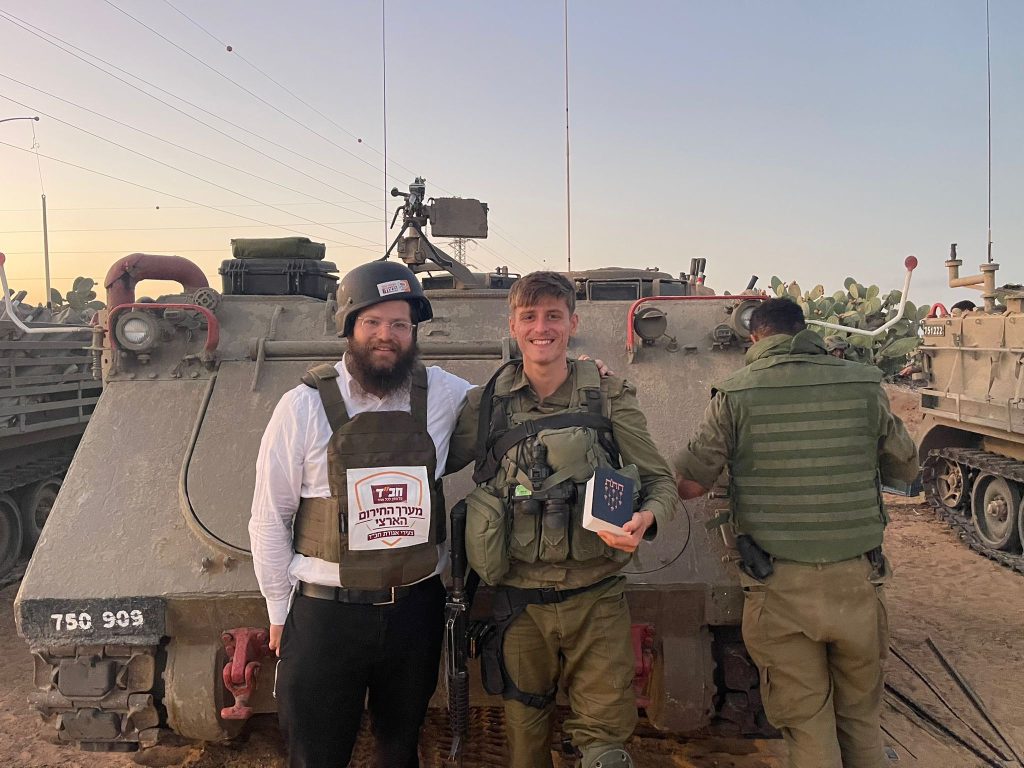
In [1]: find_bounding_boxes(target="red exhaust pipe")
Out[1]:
[105,253,208,307]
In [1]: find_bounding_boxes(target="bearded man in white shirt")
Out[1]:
[249,260,474,768]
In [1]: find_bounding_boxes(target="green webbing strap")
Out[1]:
[474,411,614,484]
[473,361,520,484]
[472,360,617,484]
[302,363,350,432]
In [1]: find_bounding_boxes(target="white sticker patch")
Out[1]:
[347,465,432,551]
[377,279,411,297]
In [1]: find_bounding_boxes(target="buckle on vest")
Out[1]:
[372,587,399,606]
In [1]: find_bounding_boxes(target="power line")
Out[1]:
[0,73,381,223]
[154,2,546,270]
[0,201,383,212]
[101,0,390,182]
[0,9,546,272]
[381,0,389,247]
[2,222,376,233]
[0,139,377,252]
[160,0,422,181]
[0,91,381,247]
[0,276,96,281]
[0,10,383,196]
[4,249,232,255]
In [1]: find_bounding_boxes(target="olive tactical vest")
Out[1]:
[716,344,887,563]
[469,360,636,589]
[292,363,446,589]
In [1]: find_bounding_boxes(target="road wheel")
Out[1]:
[19,477,61,555]
[972,474,1022,551]
[932,457,967,512]
[164,640,244,742]
[0,493,24,577]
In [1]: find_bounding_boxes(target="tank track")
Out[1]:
[0,454,71,495]
[27,644,161,751]
[922,447,1024,575]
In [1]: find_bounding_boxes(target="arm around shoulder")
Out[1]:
[445,385,483,475]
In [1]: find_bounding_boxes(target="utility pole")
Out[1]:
[41,194,51,308]
[448,237,468,265]
[0,116,49,306]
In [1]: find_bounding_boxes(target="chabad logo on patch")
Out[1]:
[371,483,408,504]
[377,279,411,297]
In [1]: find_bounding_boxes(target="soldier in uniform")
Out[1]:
[674,298,918,768]
[447,271,680,768]
[249,261,474,768]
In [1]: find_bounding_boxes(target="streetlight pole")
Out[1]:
[0,116,49,308]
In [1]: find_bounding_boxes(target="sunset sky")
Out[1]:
[1,1,1021,307]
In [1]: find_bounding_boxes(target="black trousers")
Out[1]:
[276,575,446,768]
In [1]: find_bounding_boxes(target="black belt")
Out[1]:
[495,575,620,607]
[297,576,436,606]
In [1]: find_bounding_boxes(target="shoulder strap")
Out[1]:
[572,359,604,415]
[577,361,623,466]
[473,361,521,484]
[301,363,349,432]
[410,364,428,430]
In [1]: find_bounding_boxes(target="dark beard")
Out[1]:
[346,337,418,397]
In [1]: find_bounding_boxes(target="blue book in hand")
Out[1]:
[582,467,636,535]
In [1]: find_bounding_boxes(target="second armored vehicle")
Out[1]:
[919,245,1024,572]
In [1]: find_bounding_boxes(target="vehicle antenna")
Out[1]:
[564,0,572,272]
[986,0,992,263]
[382,0,390,250]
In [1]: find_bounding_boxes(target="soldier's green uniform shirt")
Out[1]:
[447,361,680,587]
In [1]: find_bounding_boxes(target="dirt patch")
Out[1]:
[3,503,1021,767]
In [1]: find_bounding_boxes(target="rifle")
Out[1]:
[444,500,471,767]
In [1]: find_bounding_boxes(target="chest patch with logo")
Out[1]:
[346,465,432,550]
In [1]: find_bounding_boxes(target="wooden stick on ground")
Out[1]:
[885,682,1005,768]
[927,637,1024,768]
[890,643,1009,761]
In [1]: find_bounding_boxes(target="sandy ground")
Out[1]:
[2,386,1022,767]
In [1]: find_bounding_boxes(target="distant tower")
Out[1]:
[448,237,468,264]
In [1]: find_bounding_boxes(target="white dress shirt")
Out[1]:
[249,357,474,624]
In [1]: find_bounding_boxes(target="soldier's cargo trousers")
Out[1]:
[501,577,637,768]
[740,555,890,768]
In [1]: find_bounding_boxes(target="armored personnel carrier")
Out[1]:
[0,279,101,579]
[11,184,779,754]
[919,245,1024,573]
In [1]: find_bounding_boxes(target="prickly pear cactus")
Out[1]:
[49,277,106,324]
[768,276,926,374]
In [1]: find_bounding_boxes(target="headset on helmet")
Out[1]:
[335,260,433,337]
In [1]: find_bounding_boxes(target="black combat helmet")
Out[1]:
[335,260,433,337]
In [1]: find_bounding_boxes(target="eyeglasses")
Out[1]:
[356,316,416,337]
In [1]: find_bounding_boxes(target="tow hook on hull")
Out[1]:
[220,627,272,720]
[27,645,160,751]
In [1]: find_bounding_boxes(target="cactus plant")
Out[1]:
[768,276,926,374]
[49,277,105,323]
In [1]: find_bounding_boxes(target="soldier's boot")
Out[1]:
[580,745,634,768]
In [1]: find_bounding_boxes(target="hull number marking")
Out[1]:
[50,610,144,631]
